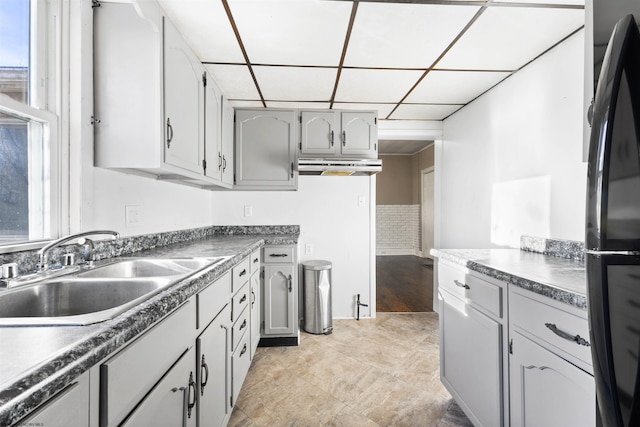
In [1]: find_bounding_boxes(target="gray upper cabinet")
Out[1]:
[203,73,233,188]
[299,110,378,158]
[234,109,297,190]
[220,96,235,186]
[93,1,224,189]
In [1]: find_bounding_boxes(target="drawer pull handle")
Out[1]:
[239,269,247,277]
[240,294,247,304]
[288,275,293,292]
[240,344,247,356]
[253,257,259,263]
[544,323,591,347]
[269,253,288,258]
[454,279,470,290]
[240,319,247,330]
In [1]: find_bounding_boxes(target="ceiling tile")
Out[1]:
[437,6,584,70]
[253,66,337,101]
[266,101,331,109]
[406,70,511,104]
[228,0,353,66]
[379,140,433,155]
[389,104,463,121]
[158,0,244,63]
[332,103,396,119]
[204,64,260,100]
[335,69,424,103]
[229,100,265,108]
[345,3,481,68]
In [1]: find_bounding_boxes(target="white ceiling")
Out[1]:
[158,0,585,123]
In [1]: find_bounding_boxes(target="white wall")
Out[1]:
[212,176,375,319]
[439,30,587,249]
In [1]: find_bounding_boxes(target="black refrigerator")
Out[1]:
[586,3,640,427]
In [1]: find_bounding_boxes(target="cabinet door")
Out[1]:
[440,290,502,427]
[340,112,377,158]
[17,372,89,427]
[250,269,261,358]
[121,346,197,427]
[300,111,338,155]
[235,109,297,189]
[263,264,296,336]
[220,96,235,186]
[204,71,222,184]
[197,305,231,427]
[510,332,595,427]
[163,17,203,174]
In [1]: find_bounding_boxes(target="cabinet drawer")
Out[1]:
[100,299,196,427]
[232,306,249,351]
[197,271,230,329]
[439,261,502,318]
[510,290,592,368]
[232,257,250,293]
[263,246,294,263]
[232,281,249,322]
[232,329,251,404]
[249,249,261,274]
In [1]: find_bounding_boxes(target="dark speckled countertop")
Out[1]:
[431,248,587,310]
[0,232,297,427]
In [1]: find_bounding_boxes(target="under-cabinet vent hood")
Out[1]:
[298,158,382,176]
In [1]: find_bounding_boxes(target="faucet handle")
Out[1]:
[79,237,96,264]
[1,263,19,279]
[61,254,75,267]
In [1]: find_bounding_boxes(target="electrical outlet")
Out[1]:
[125,205,141,227]
[244,205,253,217]
[305,244,313,255]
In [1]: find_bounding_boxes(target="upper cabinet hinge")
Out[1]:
[299,142,302,150]
[90,115,101,125]
[374,117,377,125]
[298,115,302,123]
[202,159,207,171]
[91,0,101,8]
[509,339,513,354]
[202,73,207,87]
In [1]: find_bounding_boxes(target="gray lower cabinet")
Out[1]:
[234,109,297,190]
[261,245,298,338]
[14,372,90,427]
[197,305,232,427]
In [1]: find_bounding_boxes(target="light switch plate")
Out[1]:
[244,205,253,217]
[305,244,313,255]
[125,205,141,227]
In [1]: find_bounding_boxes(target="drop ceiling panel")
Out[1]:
[379,140,433,155]
[437,6,585,70]
[204,64,260,100]
[345,3,481,68]
[229,100,265,108]
[335,69,424,103]
[389,104,463,121]
[158,0,244,63]
[266,101,331,109]
[227,0,353,66]
[406,70,511,104]
[253,66,337,101]
[333,103,396,118]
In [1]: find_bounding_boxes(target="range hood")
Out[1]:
[297,158,383,176]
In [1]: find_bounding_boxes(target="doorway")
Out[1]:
[422,167,435,258]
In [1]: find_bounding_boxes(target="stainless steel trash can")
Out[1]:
[303,260,333,334]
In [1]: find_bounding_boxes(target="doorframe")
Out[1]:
[420,166,435,259]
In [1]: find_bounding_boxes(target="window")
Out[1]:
[0,0,59,248]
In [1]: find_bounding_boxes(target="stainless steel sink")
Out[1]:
[77,258,215,279]
[0,257,225,326]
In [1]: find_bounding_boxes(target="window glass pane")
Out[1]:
[0,0,30,104]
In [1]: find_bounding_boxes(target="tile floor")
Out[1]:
[228,313,473,426]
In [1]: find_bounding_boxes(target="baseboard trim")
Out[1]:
[258,336,299,347]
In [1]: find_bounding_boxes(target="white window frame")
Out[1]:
[0,0,66,253]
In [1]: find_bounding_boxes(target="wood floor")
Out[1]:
[376,255,434,312]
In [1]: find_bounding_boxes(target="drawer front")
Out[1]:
[249,249,261,274]
[232,306,250,351]
[100,299,196,427]
[232,281,250,322]
[232,330,252,404]
[510,290,591,368]
[263,246,294,263]
[439,262,502,318]
[197,271,230,329]
[232,257,250,293]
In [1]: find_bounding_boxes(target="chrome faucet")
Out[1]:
[37,230,120,272]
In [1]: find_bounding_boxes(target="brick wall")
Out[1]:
[376,204,420,255]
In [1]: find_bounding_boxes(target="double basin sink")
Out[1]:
[0,257,223,326]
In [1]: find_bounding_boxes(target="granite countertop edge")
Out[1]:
[0,234,296,426]
[432,249,588,311]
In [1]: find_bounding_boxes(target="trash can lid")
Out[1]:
[302,260,332,270]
